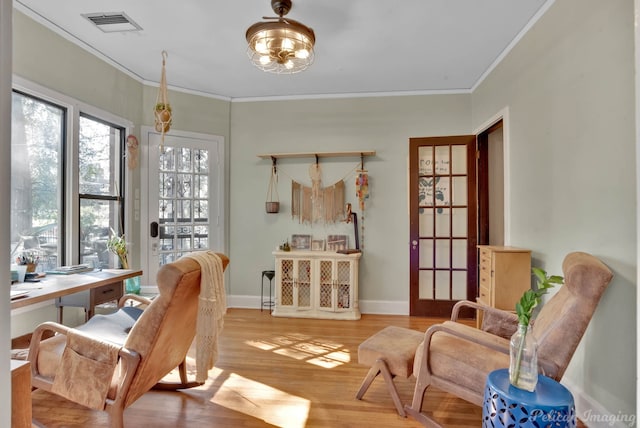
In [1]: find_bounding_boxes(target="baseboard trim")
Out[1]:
[562,378,635,428]
[226,295,409,316]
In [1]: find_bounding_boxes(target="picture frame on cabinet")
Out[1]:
[326,235,348,252]
[291,234,311,250]
[311,239,325,251]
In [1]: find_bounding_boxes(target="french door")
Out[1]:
[143,128,224,285]
[409,136,477,317]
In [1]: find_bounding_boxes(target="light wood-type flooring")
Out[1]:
[29,308,583,427]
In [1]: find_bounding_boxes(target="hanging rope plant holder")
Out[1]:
[154,51,172,141]
[266,157,280,213]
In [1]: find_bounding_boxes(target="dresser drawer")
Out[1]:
[479,248,491,264]
[479,270,491,288]
[478,285,491,304]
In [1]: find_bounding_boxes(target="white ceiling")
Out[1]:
[15,0,552,100]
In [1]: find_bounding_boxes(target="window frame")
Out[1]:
[11,88,67,265]
[12,76,133,266]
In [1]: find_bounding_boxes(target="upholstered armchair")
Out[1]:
[405,251,613,427]
[27,252,229,428]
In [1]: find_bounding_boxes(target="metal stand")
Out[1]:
[261,270,275,312]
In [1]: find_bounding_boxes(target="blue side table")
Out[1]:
[482,369,576,428]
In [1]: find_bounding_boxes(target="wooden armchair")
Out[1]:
[405,251,613,427]
[27,252,229,428]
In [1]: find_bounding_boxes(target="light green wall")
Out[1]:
[229,95,470,302]
[472,0,636,417]
[9,2,636,421]
[13,11,143,123]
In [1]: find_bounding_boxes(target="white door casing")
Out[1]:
[141,127,224,287]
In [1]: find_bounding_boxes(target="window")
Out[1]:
[10,91,64,271]
[10,83,129,271]
[79,115,125,268]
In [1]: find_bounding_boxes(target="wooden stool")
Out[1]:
[356,326,424,416]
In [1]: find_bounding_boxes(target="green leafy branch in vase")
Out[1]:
[510,267,564,386]
[107,228,129,269]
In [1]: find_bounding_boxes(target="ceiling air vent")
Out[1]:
[82,12,142,33]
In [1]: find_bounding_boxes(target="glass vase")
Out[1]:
[509,323,538,392]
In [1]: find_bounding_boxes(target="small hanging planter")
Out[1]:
[154,103,172,133]
[154,51,172,138]
[266,158,280,214]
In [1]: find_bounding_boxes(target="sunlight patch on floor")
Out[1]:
[246,332,351,368]
[209,370,310,428]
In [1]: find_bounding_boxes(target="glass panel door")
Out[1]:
[145,130,224,284]
[409,136,477,317]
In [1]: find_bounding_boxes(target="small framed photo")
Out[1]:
[291,234,311,250]
[326,235,348,252]
[311,239,325,251]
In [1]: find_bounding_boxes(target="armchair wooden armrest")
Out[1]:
[118,293,154,308]
[450,300,515,322]
[451,300,519,339]
[422,322,510,358]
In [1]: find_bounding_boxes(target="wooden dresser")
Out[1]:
[477,245,531,328]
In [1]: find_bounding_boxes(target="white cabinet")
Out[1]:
[273,251,361,320]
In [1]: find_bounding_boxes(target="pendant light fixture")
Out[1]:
[246,0,315,74]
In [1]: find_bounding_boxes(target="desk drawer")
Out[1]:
[92,282,123,306]
[57,281,123,309]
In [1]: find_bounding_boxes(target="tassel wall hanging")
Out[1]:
[355,155,369,248]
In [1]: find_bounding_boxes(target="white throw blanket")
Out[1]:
[181,251,226,382]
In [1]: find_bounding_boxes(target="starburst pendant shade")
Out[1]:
[246,0,315,74]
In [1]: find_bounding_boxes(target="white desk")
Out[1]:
[11,269,143,322]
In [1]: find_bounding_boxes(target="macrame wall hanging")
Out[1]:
[154,51,172,148]
[265,157,280,213]
[291,160,346,224]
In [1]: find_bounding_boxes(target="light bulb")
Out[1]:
[259,55,271,65]
[255,40,268,54]
[284,60,294,69]
[295,49,309,59]
[281,38,294,51]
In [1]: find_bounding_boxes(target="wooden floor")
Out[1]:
[29,309,582,427]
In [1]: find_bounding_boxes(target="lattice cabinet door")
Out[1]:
[316,258,357,313]
[277,258,295,308]
[275,256,312,312]
[294,258,312,310]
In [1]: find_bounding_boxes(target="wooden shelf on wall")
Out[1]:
[257,151,376,160]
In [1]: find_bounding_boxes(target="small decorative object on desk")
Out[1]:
[16,251,39,273]
[509,267,564,391]
[107,228,129,269]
